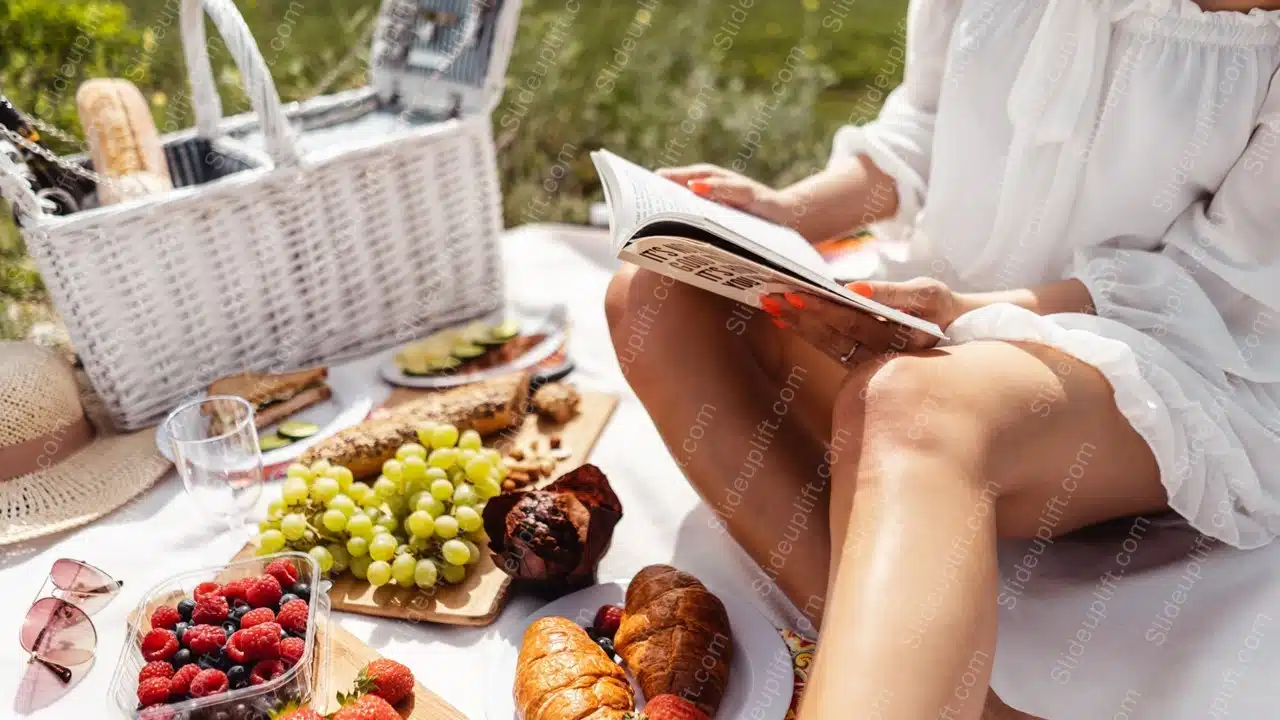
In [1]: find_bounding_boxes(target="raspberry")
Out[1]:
[219,577,253,603]
[236,622,282,661]
[141,629,179,662]
[169,663,201,697]
[245,575,282,609]
[265,558,300,587]
[150,606,181,631]
[279,637,305,667]
[188,668,228,698]
[239,607,275,629]
[276,599,309,635]
[182,624,226,655]
[190,594,229,625]
[192,582,221,602]
[138,661,174,684]
[137,677,172,707]
[249,658,286,685]
[138,706,175,720]
[225,631,249,664]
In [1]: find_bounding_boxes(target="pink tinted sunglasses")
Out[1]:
[20,559,122,683]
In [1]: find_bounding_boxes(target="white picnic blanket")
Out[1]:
[2,223,1279,719]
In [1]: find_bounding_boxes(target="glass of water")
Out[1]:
[163,395,263,530]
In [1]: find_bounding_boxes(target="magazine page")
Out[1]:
[591,149,826,271]
[619,236,809,306]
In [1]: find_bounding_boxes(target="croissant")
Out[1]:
[613,565,733,716]
[515,616,635,720]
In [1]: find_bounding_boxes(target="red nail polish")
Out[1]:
[783,292,805,309]
[772,317,789,329]
[688,180,711,196]
[759,296,782,315]
[848,281,874,298]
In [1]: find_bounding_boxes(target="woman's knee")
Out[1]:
[833,352,995,476]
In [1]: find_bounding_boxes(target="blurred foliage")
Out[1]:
[0,0,907,338]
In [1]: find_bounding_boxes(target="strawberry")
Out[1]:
[245,575,283,609]
[150,606,181,631]
[169,663,201,697]
[635,694,710,720]
[182,624,226,655]
[331,693,400,720]
[137,677,171,707]
[234,621,282,661]
[593,604,624,640]
[188,668,228,698]
[265,558,300,587]
[192,582,221,602]
[239,607,275,629]
[219,577,253,604]
[276,599,309,635]
[141,629,179,662]
[279,636,306,667]
[277,707,325,720]
[190,594,229,625]
[344,658,415,705]
[138,661,174,684]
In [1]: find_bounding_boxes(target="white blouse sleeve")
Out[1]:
[1071,73,1280,385]
[828,0,962,226]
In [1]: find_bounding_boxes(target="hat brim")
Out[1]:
[0,425,171,545]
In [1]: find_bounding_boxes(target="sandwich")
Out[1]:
[207,366,331,429]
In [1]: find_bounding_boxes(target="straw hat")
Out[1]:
[1,342,170,544]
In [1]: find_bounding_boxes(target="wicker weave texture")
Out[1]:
[26,117,503,430]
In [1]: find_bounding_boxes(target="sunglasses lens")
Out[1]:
[20,598,96,666]
[50,559,115,595]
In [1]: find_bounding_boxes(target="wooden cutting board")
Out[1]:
[236,390,617,626]
[323,622,466,719]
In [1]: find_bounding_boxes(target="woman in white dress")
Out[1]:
[605,1,1280,717]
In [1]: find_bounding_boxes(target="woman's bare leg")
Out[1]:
[803,342,1166,720]
[605,266,845,624]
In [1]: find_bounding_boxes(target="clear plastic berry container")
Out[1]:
[108,552,331,719]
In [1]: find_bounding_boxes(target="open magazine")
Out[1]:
[589,150,945,339]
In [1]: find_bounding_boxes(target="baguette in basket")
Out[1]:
[75,78,172,204]
[515,616,635,720]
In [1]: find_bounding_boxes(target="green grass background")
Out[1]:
[0,0,907,340]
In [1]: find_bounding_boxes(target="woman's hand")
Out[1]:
[657,164,795,227]
[759,277,975,365]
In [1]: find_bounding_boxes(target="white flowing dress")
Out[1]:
[823,0,1280,717]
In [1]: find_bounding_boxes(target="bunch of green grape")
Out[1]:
[254,423,506,590]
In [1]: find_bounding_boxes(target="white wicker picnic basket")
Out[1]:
[0,0,521,430]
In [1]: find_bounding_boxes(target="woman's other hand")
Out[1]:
[760,277,975,365]
[657,164,794,227]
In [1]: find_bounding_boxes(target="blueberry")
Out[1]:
[233,599,251,611]
[277,593,299,608]
[231,605,251,620]
[211,712,232,720]
[229,703,251,720]
[222,620,239,636]
[280,627,289,639]
[174,622,190,643]
[172,648,193,667]
[227,665,248,686]
[197,654,219,669]
[594,636,615,655]
[288,583,310,598]
[177,598,196,621]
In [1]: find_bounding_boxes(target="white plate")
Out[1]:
[485,579,793,720]
[155,372,374,469]
[379,304,569,389]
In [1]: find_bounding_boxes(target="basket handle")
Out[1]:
[181,0,301,166]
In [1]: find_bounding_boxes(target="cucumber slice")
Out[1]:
[425,356,462,372]
[451,343,487,360]
[259,434,292,451]
[491,319,520,341]
[277,421,320,440]
[459,320,493,344]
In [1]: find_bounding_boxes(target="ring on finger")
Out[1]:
[840,339,861,365]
